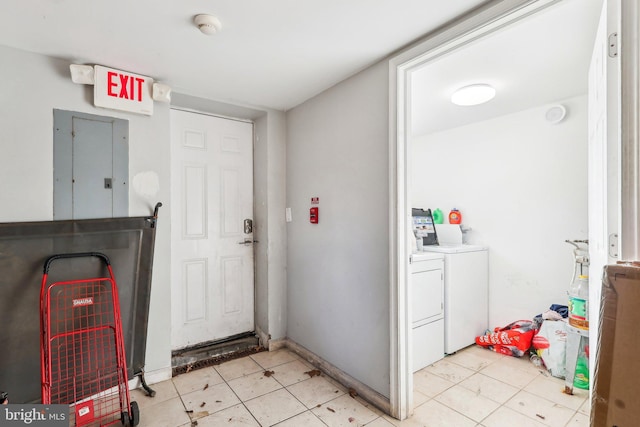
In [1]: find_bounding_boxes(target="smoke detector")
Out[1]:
[545,105,567,124]
[194,14,221,35]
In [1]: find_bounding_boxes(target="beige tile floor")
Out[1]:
[130,345,589,427]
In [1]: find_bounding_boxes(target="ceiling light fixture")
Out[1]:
[194,14,222,35]
[152,83,172,103]
[451,84,496,106]
[69,64,95,85]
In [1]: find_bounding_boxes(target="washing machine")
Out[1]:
[421,232,489,354]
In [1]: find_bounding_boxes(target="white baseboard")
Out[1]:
[256,326,288,352]
[284,338,391,415]
[268,337,287,351]
[255,325,270,349]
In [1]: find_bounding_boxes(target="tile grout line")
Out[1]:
[251,351,384,426]
[254,351,365,426]
[147,346,589,427]
[241,351,328,426]
[216,362,281,427]
[419,350,585,427]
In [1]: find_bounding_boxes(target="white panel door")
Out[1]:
[170,109,254,350]
[588,0,619,387]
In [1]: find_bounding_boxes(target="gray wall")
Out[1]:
[286,61,391,397]
[1,40,387,398]
[0,45,289,383]
[0,44,172,375]
[254,111,288,342]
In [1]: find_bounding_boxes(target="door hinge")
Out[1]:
[609,233,619,258]
[608,32,618,58]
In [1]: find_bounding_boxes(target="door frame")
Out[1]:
[387,0,575,419]
[169,106,257,351]
[620,0,640,260]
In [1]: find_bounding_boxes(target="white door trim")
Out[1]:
[620,0,640,260]
[170,106,254,125]
[387,0,561,419]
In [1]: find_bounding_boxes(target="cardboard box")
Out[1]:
[592,262,640,426]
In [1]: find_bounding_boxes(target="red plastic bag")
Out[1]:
[475,320,537,357]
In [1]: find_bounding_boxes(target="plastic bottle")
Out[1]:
[448,208,462,224]
[530,352,544,368]
[568,275,589,329]
[432,208,444,224]
[573,343,589,389]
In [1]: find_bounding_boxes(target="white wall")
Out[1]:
[254,111,288,343]
[0,45,288,383]
[0,44,172,376]
[286,61,391,397]
[412,95,589,327]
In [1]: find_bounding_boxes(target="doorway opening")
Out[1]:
[169,108,258,371]
[389,0,613,421]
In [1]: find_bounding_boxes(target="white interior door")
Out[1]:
[170,109,254,350]
[588,0,619,388]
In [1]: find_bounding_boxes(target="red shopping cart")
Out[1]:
[40,252,139,426]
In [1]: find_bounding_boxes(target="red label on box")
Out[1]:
[75,400,95,426]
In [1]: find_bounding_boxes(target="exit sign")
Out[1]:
[94,65,154,116]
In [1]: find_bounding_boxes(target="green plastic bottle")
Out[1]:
[568,275,589,329]
[432,208,444,224]
[573,345,589,390]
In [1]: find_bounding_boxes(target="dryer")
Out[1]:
[411,252,445,371]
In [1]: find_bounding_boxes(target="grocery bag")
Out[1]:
[475,320,537,357]
[532,319,567,378]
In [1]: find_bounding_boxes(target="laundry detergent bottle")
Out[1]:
[432,208,444,224]
[448,208,462,224]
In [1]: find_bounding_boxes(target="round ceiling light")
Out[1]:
[194,14,222,35]
[451,84,496,106]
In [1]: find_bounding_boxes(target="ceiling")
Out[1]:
[411,0,603,137]
[0,0,489,112]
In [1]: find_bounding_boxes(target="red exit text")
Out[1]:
[107,71,145,102]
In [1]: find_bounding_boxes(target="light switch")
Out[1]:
[286,207,292,222]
